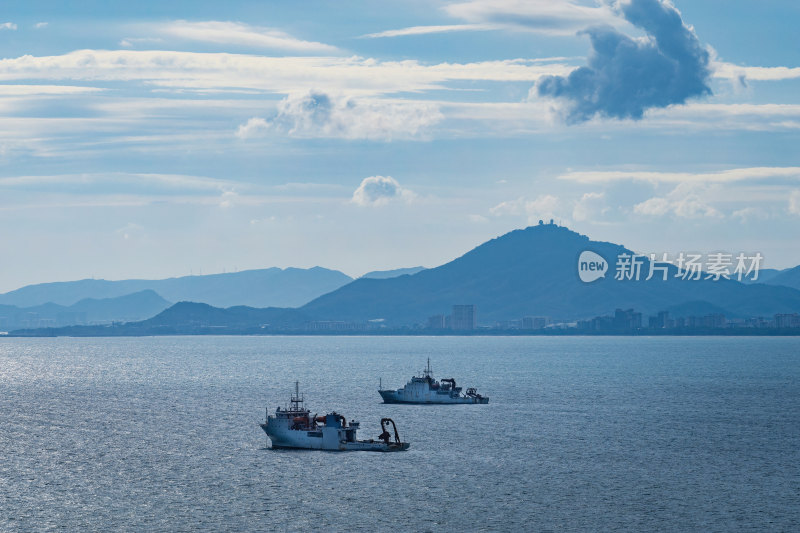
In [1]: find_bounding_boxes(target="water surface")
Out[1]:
[1,336,798,531]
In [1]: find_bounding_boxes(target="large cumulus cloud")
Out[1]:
[536,0,711,122]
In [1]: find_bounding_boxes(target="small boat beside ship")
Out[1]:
[261,382,410,452]
[379,359,489,404]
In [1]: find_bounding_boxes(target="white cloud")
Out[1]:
[634,183,722,219]
[713,61,800,82]
[219,190,238,209]
[790,190,800,215]
[364,1,625,39]
[489,197,526,217]
[235,117,270,139]
[490,194,561,224]
[0,50,575,97]
[633,196,671,216]
[0,22,17,31]
[0,85,103,96]
[731,207,770,223]
[559,166,800,184]
[156,20,339,54]
[34,22,48,29]
[572,192,607,222]
[351,176,415,206]
[445,0,624,36]
[0,172,235,192]
[264,91,443,140]
[524,194,560,222]
[363,24,501,39]
[119,37,164,48]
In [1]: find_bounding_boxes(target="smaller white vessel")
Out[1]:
[261,382,410,452]
[379,359,489,404]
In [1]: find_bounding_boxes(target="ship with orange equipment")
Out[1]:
[261,382,410,452]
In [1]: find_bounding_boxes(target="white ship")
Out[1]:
[261,382,410,452]
[379,359,489,404]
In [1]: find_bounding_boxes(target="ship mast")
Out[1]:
[290,380,304,411]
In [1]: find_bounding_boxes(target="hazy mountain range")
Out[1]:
[0,267,353,309]
[8,224,800,335]
[0,290,171,330]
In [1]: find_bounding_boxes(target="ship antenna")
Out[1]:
[291,380,303,410]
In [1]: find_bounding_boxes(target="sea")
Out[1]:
[1,335,798,532]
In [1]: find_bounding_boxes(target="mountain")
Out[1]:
[740,268,784,284]
[141,301,309,329]
[360,267,426,279]
[10,224,800,335]
[300,224,800,325]
[69,290,173,323]
[0,290,171,330]
[764,265,800,291]
[7,301,310,336]
[0,267,353,309]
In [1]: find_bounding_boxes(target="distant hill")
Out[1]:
[7,301,310,336]
[0,267,353,309]
[740,268,784,284]
[765,265,800,291]
[360,267,426,279]
[300,224,800,325]
[0,290,171,329]
[141,301,309,329]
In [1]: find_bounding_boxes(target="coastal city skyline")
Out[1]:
[2,0,800,292]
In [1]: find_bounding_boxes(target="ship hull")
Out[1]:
[379,390,489,404]
[261,423,409,452]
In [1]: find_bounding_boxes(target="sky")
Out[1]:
[1,0,799,291]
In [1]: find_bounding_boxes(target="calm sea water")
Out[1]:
[1,336,798,532]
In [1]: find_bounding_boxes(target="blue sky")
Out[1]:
[1,0,799,291]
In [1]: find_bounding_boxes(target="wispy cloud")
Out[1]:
[119,37,164,48]
[0,50,574,96]
[0,172,235,192]
[362,24,501,39]
[713,61,800,82]
[0,85,103,96]
[558,167,800,184]
[1,22,17,30]
[445,0,622,36]
[156,20,339,54]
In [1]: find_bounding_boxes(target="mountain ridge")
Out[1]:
[0,266,353,309]
[300,224,800,324]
